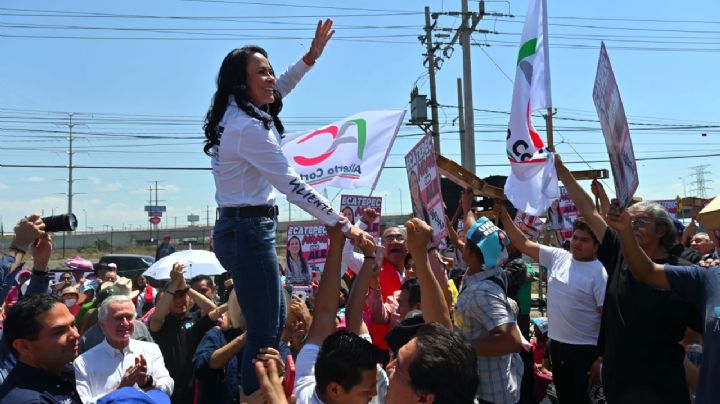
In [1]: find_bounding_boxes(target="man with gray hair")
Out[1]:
[691,232,716,258]
[74,295,173,403]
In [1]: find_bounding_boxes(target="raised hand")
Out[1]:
[255,347,286,377]
[304,19,335,65]
[405,218,433,254]
[254,358,294,404]
[461,188,474,214]
[170,262,187,289]
[13,214,45,251]
[605,199,632,233]
[361,208,379,225]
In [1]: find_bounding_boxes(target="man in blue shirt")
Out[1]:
[606,202,719,404]
[0,214,58,383]
[0,293,82,404]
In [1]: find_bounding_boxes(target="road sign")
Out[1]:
[144,205,167,212]
[149,216,161,224]
[147,211,163,217]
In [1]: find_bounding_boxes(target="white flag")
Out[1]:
[281,110,404,192]
[504,0,559,216]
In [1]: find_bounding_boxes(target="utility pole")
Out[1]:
[459,0,483,174]
[67,113,74,214]
[424,6,441,153]
[456,78,467,169]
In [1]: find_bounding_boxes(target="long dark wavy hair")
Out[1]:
[286,236,309,276]
[203,45,285,156]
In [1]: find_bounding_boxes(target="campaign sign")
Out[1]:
[339,194,382,239]
[653,200,680,219]
[286,225,328,277]
[592,42,639,209]
[554,186,579,244]
[514,211,545,242]
[404,134,448,247]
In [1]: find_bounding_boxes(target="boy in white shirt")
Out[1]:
[496,202,607,404]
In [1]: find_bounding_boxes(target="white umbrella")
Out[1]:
[143,248,226,280]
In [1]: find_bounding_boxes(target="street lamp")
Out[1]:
[398,188,403,215]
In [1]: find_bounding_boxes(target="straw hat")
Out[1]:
[60,286,80,299]
[99,276,139,299]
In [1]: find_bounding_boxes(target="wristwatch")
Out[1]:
[139,375,154,390]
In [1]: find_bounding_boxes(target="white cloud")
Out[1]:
[88,176,102,186]
[28,176,45,183]
[0,183,8,190]
[101,182,122,192]
[164,184,180,193]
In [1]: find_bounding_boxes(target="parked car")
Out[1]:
[98,254,158,286]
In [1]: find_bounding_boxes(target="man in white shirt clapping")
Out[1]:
[74,295,173,403]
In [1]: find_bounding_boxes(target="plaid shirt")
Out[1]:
[455,268,524,404]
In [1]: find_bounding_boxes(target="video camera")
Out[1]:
[42,213,78,232]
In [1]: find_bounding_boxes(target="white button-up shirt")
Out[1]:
[73,338,174,403]
[211,57,345,227]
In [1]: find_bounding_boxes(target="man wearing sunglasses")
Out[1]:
[149,263,223,404]
[341,209,409,355]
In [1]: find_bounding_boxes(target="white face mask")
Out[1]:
[64,298,77,307]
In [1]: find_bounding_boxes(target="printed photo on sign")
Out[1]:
[340,194,382,239]
[286,225,328,285]
[555,186,579,244]
[515,211,546,241]
[404,134,448,247]
[592,42,639,209]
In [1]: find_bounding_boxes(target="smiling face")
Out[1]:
[99,301,136,349]
[341,207,355,223]
[690,233,715,255]
[288,237,302,257]
[245,52,276,107]
[16,303,80,374]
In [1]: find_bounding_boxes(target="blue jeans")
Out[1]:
[213,216,286,395]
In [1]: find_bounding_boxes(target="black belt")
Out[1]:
[217,205,278,219]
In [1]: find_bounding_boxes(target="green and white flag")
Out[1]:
[281,110,404,192]
[504,0,559,216]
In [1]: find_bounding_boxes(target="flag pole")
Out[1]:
[545,107,554,152]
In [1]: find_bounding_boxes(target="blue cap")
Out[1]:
[97,387,170,404]
[672,218,685,235]
[466,216,510,268]
[531,317,549,335]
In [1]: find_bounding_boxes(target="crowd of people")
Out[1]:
[0,17,718,404]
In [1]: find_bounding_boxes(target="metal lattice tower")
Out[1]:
[689,165,713,198]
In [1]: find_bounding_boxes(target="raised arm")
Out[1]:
[555,154,607,241]
[591,179,611,217]
[149,263,186,333]
[461,188,476,234]
[405,218,452,329]
[275,19,334,97]
[605,202,670,290]
[306,220,351,345]
[187,287,218,317]
[345,235,377,334]
[494,202,540,262]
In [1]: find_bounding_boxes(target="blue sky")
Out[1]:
[1,0,719,231]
